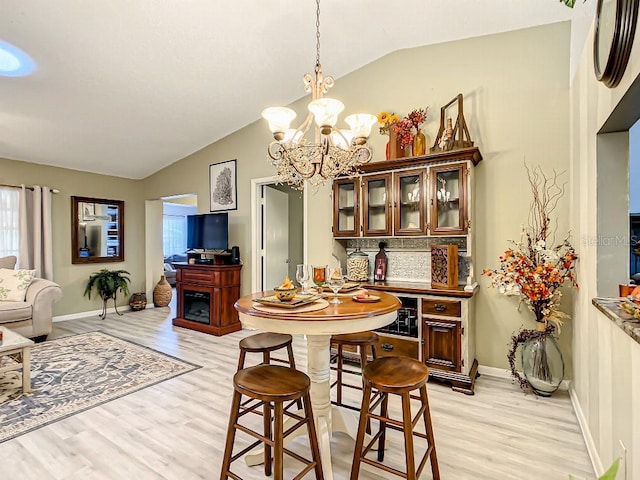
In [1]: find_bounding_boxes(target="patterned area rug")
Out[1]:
[0,331,200,443]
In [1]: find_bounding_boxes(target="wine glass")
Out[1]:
[296,264,311,294]
[312,265,327,291]
[326,267,345,304]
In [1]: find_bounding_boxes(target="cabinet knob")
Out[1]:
[434,303,446,312]
[381,343,394,352]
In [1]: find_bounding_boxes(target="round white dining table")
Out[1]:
[235,290,400,480]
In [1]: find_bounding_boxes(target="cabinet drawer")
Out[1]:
[180,269,214,284]
[422,298,461,317]
[376,336,420,359]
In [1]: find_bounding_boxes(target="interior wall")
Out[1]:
[271,184,304,281]
[570,16,640,478]
[630,122,640,213]
[143,22,573,375]
[0,157,146,315]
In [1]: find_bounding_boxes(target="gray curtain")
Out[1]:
[19,185,53,280]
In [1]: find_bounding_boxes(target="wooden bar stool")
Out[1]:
[237,332,297,371]
[238,332,302,411]
[220,364,324,480]
[351,356,440,480]
[330,331,378,409]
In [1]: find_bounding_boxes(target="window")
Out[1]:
[0,187,20,259]
[163,214,187,257]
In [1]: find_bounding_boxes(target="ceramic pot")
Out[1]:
[153,275,172,307]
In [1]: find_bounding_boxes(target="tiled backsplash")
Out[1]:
[345,237,469,284]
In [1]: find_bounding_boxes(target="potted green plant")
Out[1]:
[84,269,131,319]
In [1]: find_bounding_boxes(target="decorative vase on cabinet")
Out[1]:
[413,129,426,156]
[388,124,404,159]
[521,331,564,396]
[153,275,172,307]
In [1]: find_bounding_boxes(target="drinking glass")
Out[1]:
[312,265,327,289]
[296,264,311,294]
[327,267,345,304]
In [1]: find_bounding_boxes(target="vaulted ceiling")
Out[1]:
[0,1,594,179]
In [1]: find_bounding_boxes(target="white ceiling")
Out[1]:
[0,1,594,179]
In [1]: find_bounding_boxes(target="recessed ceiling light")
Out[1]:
[0,40,35,77]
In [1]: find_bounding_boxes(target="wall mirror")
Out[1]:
[71,196,124,264]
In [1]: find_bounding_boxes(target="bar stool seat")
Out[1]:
[351,356,440,480]
[220,364,324,480]
[330,331,378,409]
[237,332,296,370]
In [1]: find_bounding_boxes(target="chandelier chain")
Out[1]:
[315,0,321,67]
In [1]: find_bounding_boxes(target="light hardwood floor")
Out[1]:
[0,302,594,480]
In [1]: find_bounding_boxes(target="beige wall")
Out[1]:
[2,23,574,377]
[144,22,574,375]
[570,15,640,478]
[0,157,146,315]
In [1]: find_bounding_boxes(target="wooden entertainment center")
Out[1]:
[172,263,242,336]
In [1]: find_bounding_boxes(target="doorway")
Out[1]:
[251,177,306,292]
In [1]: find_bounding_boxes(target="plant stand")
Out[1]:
[100,295,123,320]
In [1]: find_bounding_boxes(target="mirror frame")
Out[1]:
[593,0,639,88]
[71,196,125,264]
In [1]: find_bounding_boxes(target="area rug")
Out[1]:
[0,331,200,443]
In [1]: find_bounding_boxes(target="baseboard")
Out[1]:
[477,364,572,391]
[569,385,602,476]
[53,305,155,322]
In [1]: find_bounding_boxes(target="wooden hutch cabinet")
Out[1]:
[364,283,478,395]
[332,147,482,394]
[332,177,361,238]
[429,162,467,235]
[173,263,242,336]
[332,148,479,237]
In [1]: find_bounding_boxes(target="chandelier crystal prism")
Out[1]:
[261,0,376,189]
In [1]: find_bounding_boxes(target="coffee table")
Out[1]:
[0,327,35,393]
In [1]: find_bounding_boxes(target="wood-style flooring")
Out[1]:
[0,301,594,479]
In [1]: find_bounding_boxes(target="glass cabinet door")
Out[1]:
[363,173,392,236]
[332,178,360,237]
[394,169,426,235]
[429,163,467,235]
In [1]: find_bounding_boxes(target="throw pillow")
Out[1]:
[0,268,36,302]
[0,256,17,270]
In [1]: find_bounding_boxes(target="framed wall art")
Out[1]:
[209,159,237,212]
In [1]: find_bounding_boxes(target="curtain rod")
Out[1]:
[0,183,60,194]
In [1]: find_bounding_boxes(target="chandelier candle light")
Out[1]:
[261,0,377,189]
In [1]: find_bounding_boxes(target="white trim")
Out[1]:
[53,304,154,322]
[569,385,602,476]
[477,364,571,391]
[250,176,308,293]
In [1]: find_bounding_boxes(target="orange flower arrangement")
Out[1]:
[482,165,578,391]
[482,166,578,329]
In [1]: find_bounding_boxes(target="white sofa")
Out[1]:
[0,256,63,340]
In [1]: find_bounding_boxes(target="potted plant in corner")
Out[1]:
[84,269,131,319]
[482,165,578,396]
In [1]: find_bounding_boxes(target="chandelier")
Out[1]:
[261,0,376,189]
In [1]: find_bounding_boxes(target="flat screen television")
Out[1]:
[187,213,229,250]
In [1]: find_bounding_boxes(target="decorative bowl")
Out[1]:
[273,287,296,302]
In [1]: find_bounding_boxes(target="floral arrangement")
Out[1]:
[392,118,415,149]
[407,107,428,130]
[482,165,578,389]
[377,111,400,136]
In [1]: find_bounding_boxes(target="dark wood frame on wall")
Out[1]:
[71,196,125,264]
[594,0,640,88]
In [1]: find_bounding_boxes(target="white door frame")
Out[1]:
[251,176,308,293]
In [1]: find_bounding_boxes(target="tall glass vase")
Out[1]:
[521,327,564,396]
